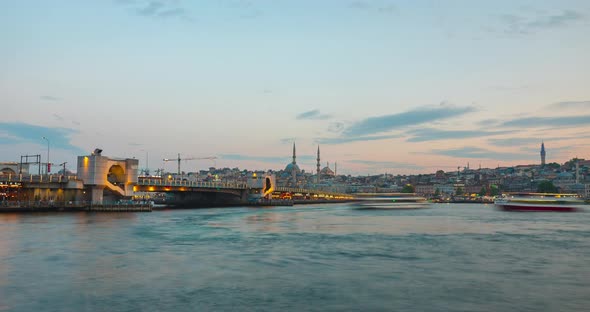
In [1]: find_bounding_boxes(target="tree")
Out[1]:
[455,187,464,196]
[434,188,440,197]
[537,180,558,193]
[490,185,500,196]
[401,184,415,193]
[478,187,487,197]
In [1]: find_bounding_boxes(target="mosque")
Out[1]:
[281,143,336,187]
[282,143,302,186]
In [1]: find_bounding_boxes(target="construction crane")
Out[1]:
[163,154,217,175]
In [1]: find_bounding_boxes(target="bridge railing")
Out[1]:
[274,186,353,198]
[137,178,248,189]
[0,174,78,183]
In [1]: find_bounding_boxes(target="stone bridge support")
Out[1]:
[77,152,138,205]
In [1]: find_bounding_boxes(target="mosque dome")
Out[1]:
[285,162,301,173]
[320,162,335,176]
[556,171,573,179]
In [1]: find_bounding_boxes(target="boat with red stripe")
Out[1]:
[494,192,586,212]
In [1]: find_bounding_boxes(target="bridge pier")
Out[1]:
[87,185,105,205]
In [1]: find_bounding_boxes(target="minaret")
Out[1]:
[292,142,297,185]
[335,162,337,176]
[540,141,546,166]
[316,145,320,184]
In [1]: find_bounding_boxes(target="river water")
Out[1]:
[1,204,589,311]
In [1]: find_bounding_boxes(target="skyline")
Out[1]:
[1,1,590,175]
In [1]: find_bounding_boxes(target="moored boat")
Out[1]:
[353,193,430,209]
[494,193,586,212]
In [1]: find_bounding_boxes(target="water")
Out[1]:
[1,204,589,312]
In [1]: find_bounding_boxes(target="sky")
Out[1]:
[1,0,590,175]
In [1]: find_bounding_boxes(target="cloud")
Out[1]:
[348,159,423,170]
[489,85,530,92]
[349,1,396,14]
[0,122,83,152]
[343,104,477,137]
[488,135,590,147]
[52,114,65,122]
[517,144,585,155]
[40,95,60,101]
[488,138,542,147]
[315,134,400,145]
[120,0,192,21]
[327,122,345,133]
[478,119,501,126]
[431,147,532,161]
[349,1,371,10]
[220,154,285,163]
[406,128,513,142]
[296,109,332,120]
[549,101,590,110]
[0,132,19,145]
[497,10,584,35]
[501,115,590,128]
[221,154,315,164]
[279,138,296,145]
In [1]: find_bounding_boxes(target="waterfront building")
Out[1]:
[415,184,435,196]
[434,184,455,195]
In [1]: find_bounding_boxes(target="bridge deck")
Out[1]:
[137,178,353,198]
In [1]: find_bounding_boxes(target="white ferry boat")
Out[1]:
[494,193,586,212]
[353,193,430,209]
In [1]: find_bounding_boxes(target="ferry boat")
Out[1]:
[494,193,586,212]
[353,193,430,209]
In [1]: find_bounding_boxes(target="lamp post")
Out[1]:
[42,136,50,174]
[140,149,149,176]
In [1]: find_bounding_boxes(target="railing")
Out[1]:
[137,178,248,189]
[0,200,88,208]
[275,186,354,198]
[0,200,153,212]
[0,174,78,183]
[136,178,353,198]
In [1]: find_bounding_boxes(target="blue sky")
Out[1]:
[1,0,589,175]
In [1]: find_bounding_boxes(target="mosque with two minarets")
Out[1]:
[279,143,336,187]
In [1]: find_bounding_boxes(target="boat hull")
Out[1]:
[355,202,430,210]
[496,204,579,212]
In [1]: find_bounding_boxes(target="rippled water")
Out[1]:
[1,204,589,311]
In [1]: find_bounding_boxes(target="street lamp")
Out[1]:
[42,136,50,174]
[140,149,149,176]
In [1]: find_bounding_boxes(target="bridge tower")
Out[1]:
[77,149,138,204]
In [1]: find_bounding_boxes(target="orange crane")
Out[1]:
[163,154,217,175]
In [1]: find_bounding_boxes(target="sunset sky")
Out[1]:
[1,0,589,175]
